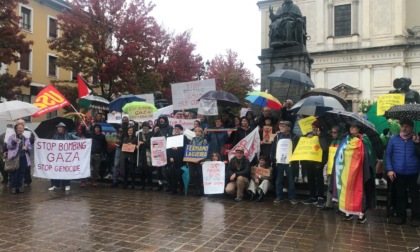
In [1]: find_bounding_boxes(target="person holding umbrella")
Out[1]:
[7,124,31,194]
[48,122,80,191]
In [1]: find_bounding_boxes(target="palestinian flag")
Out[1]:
[333,135,365,215]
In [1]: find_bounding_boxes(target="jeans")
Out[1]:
[275,164,296,200]
[112,148,121,184]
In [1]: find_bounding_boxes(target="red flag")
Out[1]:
[33,84,70,117]
[77,75,92,98]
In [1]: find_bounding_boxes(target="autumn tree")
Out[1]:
[0,0,32,100]
[205,49,257,102]
[49,0,161,99]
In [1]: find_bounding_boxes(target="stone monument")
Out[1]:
[391,78,420,104]
[259,0,313,105]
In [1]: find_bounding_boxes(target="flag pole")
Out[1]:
[70,104,88,128]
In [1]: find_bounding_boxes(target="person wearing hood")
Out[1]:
[153,115,173,190]
[137,122,153,190]
[49,122,80,191]
[80,124,107,188]
[231,117,253,147]
[245,110,257,129]
[167,124,190,194]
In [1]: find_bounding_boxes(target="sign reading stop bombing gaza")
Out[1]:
[183,144,209,163]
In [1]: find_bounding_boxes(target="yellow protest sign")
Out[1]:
[327,146,338,175]
[298,116,316,135]
[290,136,323,162]
[377,94,405,116]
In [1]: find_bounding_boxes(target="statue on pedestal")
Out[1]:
[269,0,306,48]
[391,78,420,104]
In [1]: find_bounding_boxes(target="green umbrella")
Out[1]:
[366,102,388,134]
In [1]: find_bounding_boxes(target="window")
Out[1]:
[19,51,31,72]
[46,111,57,119]
[48,55,58,77]
[21,6,32,31]
[71,69,78,81]
[334,4,351,37]
[48,17,58,38]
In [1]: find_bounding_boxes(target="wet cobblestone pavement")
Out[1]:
[0,179,419,252]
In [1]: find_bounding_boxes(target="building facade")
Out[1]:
[8,0,71,121]
[258,0,420,111]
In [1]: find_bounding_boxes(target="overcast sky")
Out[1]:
[150,0,262,82]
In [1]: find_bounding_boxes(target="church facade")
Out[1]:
[257,0,420,111]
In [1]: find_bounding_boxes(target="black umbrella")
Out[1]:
[34,117,76,139]
[384,104,420,121]
[301,88,348,109]
[109,94,145,112]
[198,90,241,107]
[291,96,346,116]
[267,69,314,99]
[317,109,384,158]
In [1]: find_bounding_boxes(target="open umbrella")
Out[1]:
[291,96,345,116]
[245,91,282,110]
[34,117,76,139]
[78,95,109,111]
[122,101,158,122]
[366,103,389,134]
[109,94,145,112]
[301,88,348,109]
[317,109,384,157]
[384,104,420,121]
[267,69,314,98]
[0,100,40,120]
[181,165,190,195]
[198,90,241,107]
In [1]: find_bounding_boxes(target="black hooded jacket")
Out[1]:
[87,124,107,155]
[153,115,173,138]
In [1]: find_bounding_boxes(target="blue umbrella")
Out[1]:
[109,94,145,112]
[180,165,190,195]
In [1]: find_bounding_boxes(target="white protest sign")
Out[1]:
[183,128,195,140]
[153,105,174,120]
[136,93,154,105]
[276,139,293,164]
[151,137,167,166]
[240,108,249,118]
[33,139,92,179]
[168,118,195,130]
[171,79,216,110]
[202,161,225,194]
[198,100,218,116]
[107,113,129,124]
[166,134,184,149]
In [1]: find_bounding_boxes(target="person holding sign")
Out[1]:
[121,126,138,189]
[247,155,273,202]
[153,115,173,191]
[270,121,300,204]
[225,147,251,202]
[48,122,80,191]
[6,124,31,194]
[301,120,328,207]
[188,127,208,196]
[204,118,228,159]
[167,124,189,194]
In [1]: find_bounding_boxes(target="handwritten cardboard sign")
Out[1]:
[202,161,225,194]
[251,166,271,177]
[34,139,92,179]
[290,136,323,162]
[377,94,405,115]
[122,143,136,153]
[298,116,317,135]
[151,137,167,166]
[183,144,209,162]
[171,79,216,110]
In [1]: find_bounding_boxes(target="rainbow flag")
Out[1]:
[333,136,365,215]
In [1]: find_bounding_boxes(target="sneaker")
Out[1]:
[316,197,325,208]
[92,182,97,187]
[104,173,112,180]
[375,178,380,186]
[380,178,387,186]
[289,199,299,205]
[282,188,288,193]
[65,186,71,191]
[357,215,367,224]
[234,197,243,202]
[48,186,59,191]
[303,176,308,183]
[273,198,284,204]
[302,197,317,205]
[343,215,354,221]
[80,182,86,188]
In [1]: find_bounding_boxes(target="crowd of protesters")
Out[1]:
[1,99,419,227]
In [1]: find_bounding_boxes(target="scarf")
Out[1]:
[399,131,413,140]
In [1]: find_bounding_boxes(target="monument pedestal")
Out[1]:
[258,45,313,105]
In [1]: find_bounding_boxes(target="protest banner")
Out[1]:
[34,139,92,179]
[151,137,167,166]
[153,105,173,120]
[171,79,216,110]
[228,127,260,161]
[168,118,196,130]
[107,113,129,124]
[202,161,225,194]
[183,144,209,162]
[298,116,317,135]
[124,104,155,122]
[251,166,271,178]
[275,139,293,164]
[290,136,323,162]
[198,100,218,116]
[166,135,184,149]
[377,94,405,115]
[261,126,275,144]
